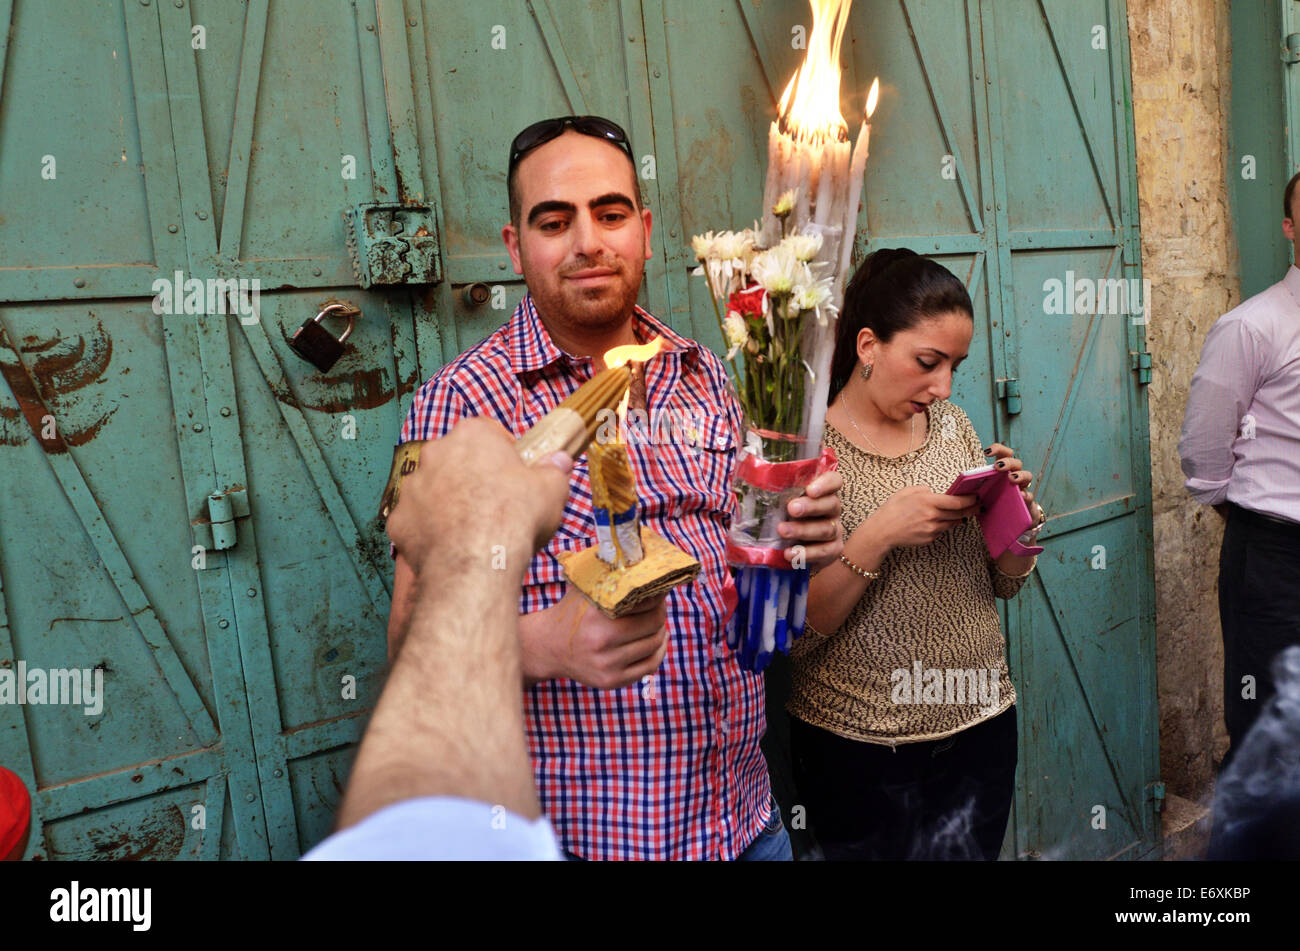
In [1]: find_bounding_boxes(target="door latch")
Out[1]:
[345,202,442,288]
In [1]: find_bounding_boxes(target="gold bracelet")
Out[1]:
[839,554,882,580]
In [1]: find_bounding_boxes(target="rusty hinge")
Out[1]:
[1284,33,1300,64]
[193,486,250,556]
[1130,350,1152,384]
[1148,780,1166,813]
[345,202,442,288]
[996,377,1022,414]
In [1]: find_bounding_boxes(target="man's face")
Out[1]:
[502,130,653,335]
[1285,193,1300,266]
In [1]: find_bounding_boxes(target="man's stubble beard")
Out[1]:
[526,259,645,334]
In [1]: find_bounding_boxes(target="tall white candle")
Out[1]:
[838,121,871,282]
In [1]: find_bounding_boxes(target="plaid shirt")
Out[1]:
[399,295,771,860]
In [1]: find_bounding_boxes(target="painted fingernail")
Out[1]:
[996,461,1006,468]
[982,447,991,454]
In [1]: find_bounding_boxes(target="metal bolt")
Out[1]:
[192,422,204,432]
[247,587,257,598]
[140,0,150,5]
[669,229,677,238]
[175,0,183,6]
[167,224,178,233]
[273,769,283,778]
[498,261,507,270]
[366,23,374,31]
[407,17,416,26]
[220,406,231,417]
[197,211,208,220]
[653,69,661,78]
[246,793,255,802]
[312,266,322,276]
[74,278,85,288]
[218,619,229,629]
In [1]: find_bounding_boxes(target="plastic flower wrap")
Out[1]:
[693,203,841,672]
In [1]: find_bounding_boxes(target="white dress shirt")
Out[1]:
[1179,265,1300,523]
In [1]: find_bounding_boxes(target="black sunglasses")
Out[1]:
[508,115,633,174]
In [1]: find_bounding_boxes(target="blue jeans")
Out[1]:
[736,796,793,861]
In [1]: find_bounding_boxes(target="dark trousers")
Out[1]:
[1218,503,1300,765]
[790,707,1017,861]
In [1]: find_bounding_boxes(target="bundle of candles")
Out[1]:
[380,340,700,620]
[721,0,877,671]
[558,339,701,618]
[378,363,632,521]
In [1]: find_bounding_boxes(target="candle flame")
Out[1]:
[865,77,880,119]
[604,336,664,369]
[777,0,853,145]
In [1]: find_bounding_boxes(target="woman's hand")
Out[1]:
[866,484,979,549]
[983,443,1043,525]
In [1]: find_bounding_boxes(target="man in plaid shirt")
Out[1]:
[387,116,844,860]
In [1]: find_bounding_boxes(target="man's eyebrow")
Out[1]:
[589,193,636,212]
[526,200,577,226]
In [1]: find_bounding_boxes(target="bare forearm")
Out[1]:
[806,528,891,635]
[994,550,1036,577]
[339,563,539,829]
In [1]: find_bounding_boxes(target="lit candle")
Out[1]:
[837,78,879,283]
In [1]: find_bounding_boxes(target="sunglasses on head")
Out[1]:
[508,115,633,174]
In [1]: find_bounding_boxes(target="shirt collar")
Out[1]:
[1285,264,1300,301]
[506,293,702,376]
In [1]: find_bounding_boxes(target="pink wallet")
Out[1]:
[945,464,1045,559]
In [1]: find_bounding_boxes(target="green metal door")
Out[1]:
[1,0,1157,860]
[652,0,1158,860]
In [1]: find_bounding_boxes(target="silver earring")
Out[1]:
[860,363,873,381]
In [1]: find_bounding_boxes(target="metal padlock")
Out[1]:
[290,303,355,371]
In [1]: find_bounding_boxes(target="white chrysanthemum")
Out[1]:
[691,231,718,261]
[723,312,749,360]
[713,229,755,263]
[773,189,797,218]
[750,243,802,298]
[792,273,838,326]
[783,231,823,263]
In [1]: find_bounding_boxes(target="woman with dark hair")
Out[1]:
[787,248,1045,861]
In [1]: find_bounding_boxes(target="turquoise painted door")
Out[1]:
[1,0,1156,860]
[0,0,413,859]
[653,0,1158,860]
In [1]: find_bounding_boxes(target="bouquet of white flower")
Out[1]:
[692,193,844,672]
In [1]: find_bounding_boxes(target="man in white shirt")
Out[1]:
[1179,171,1300,764]
[304,418,572,860]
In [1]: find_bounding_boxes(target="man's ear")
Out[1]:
[1284,216,1296,244]
[502,223,524,275]
[641,206,654,260]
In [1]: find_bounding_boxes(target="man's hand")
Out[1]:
[387,418,572,580]
[777,469,845,572]
[521,586,669,690]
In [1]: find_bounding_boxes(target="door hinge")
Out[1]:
[1130,350,1152,384]
[996,377,1022,414]
[193,486,250,555]
[1284,33,1300,65]
[345,202,442,288]
[1148,780,1166,813]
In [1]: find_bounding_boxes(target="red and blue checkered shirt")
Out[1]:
[399,295,772,860]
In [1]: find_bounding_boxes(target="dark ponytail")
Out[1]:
[828,248,974,403]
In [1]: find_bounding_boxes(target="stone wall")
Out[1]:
[1126,0,1238,804]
